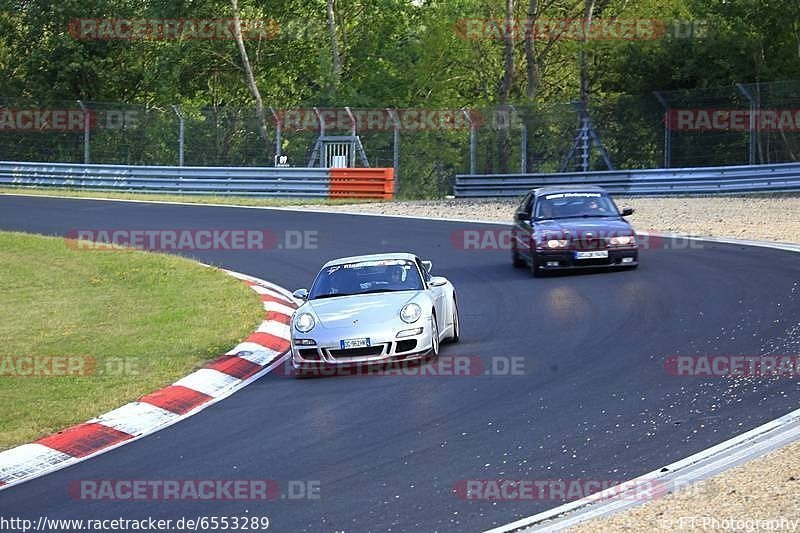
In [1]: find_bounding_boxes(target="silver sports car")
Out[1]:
[290,252,459,373]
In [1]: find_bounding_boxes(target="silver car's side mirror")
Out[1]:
[292,288,309,300]
[422,260,433,273]
[429,276,447,287]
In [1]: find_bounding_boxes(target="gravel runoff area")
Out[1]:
[287,195,800,531]
[289,195,800,244]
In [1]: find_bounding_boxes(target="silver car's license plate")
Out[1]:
[340,338,371,349]
[574,250,609,259]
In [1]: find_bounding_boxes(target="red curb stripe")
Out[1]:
[37,423,132,458]
[246,332,291,352]
[140,385,213,415]
[266,311,292,325]
[205,355,262,380]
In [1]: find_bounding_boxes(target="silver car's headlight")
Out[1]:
[294,312,315,333]
[400,303,422,324]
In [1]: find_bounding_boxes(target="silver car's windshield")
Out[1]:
[309,259,424,299]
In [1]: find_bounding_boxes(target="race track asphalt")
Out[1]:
[1,195,798,532]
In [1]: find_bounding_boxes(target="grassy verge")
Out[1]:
[0,231,263,451]
[0,186,382,207]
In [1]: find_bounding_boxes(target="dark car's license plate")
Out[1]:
[574,250,609,259]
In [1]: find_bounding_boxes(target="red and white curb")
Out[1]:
[0,268,297,491]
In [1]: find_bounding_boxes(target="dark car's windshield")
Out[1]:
[534,192,620,220]
[308,259,424,299]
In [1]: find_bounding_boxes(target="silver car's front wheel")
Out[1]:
[430,313,440,357]
[449,300,460,343]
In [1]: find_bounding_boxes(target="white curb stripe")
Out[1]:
[236,349,283,366]
[0,444,73,484]
[173,369,241,398]
[91,402,180,436]
[226,341,274,355]
[256,320,291,339]
[264,300,296,316]
[251,286,295,303]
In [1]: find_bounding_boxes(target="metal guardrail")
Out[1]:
[454,162,800,197]
[0,161,394,199]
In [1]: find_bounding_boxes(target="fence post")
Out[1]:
[345,106,356,167]
[387,108,400,196]
[76,100,89,164]
[509,105,527,173]
[736,82,758,165]
[170,105,184,166]
[461,108,476,175]
[653,91,671,168]
[269,106,281,162]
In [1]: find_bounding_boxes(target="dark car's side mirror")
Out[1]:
[514,210,531,221]
[621,207,634,216]
[292,288,309,300]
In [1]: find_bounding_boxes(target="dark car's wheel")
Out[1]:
[530,254,545,277]
[512,248,525,268]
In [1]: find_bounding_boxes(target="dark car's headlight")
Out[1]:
[608,235,636,246]
[294,313,315,333]
[546,239,569,249]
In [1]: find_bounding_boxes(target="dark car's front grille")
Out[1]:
[574,237,607,251]
[328,346,384,358]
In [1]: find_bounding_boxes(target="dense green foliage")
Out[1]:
[1,0,799,195]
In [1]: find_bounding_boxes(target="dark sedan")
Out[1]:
[511,186,639,276]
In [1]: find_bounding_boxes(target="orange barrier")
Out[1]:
[328,168,395,200]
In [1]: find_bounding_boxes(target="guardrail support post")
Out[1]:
[737,83,758,166]
[76,100,89,164]
[170,105,185,166]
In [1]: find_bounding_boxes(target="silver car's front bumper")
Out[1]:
[291,317,435,369]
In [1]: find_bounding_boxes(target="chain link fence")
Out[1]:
[1,80,799,197]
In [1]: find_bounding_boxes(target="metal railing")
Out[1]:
[454,162,800,197]
[0,161,394,199]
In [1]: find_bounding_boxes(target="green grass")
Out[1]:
[0,186,383,207]
[0,231,264,451]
